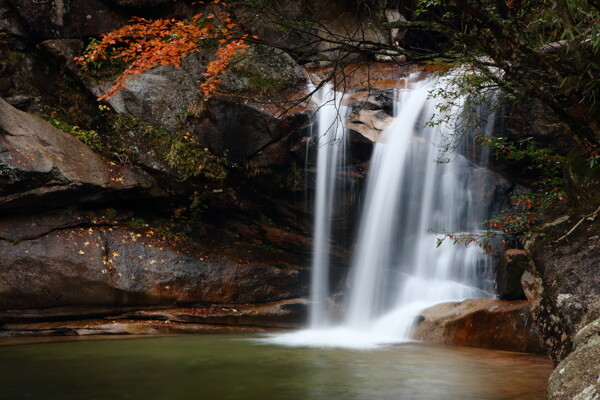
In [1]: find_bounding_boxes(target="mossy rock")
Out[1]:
[218,44,304,96]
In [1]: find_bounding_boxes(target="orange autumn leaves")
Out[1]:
[76,1,254,101]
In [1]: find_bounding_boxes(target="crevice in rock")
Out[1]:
[0,220,119,243]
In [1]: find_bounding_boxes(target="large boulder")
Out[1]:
[218,44,305,96]
[522,207,600,364]
[410,299,546,353]
[110,63,203,131]
[192,98,308,164]
[548,309,600,400]
[7,0,127,39]
[41,38,206,132]
[0,97,163,210]
[0,226,309,312]
[42,38,311,166]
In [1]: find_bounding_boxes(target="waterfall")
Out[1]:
[266,73,497,348]
[343,76,496,338]
[309,83,348,328]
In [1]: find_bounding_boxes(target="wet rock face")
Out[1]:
[0,22,313,336]
[0,97,163,210]
[496,249,528,300]
[0,94,311,329]
[105,0,172,7]
[505,100,575,157]
[193,99,308,164]
[410,299,546,354]
[0,226,309,310]
[1,299,309,335]
[470,167,514,217]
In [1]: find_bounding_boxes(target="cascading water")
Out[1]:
[267,73,497,348]
[343,75,496,340]
[308,83,349,329]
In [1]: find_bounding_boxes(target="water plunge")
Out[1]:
[272,73,498,348]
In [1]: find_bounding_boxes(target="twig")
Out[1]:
[554,205,600,243]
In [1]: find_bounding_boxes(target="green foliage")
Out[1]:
[163,133,227,181]
[78,38,128,80]
[259,213,275,226]
[244,74,290,95]
[479,135,567,227]
[403,0,600,248]
[479,135,565,178]
[483,136,567,231]
[189,190,209,221]
[414,0,600,152]
[0,27,10,40]
[123,217,149,230]
[153,226,189,245]
[414,0,443,17]
[110,114,227,181]
[223,228,240,239]
[41,103,227,183]
[80,38,105,70]
[286,165,304,191]
[589,153,600,168]
[42,108,103,151]
[101,208,118,219]
[437,135,568,251]
[486,191,566,232]
[248,240,282,253]
[436,230,497,254]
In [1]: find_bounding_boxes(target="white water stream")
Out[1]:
[268,74,497,349]
[308,84,348,328]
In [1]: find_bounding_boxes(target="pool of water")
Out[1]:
[0,335,552,400]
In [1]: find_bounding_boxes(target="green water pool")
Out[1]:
[0,335,552,400]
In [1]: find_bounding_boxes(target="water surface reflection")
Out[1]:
[0,335,551,400]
